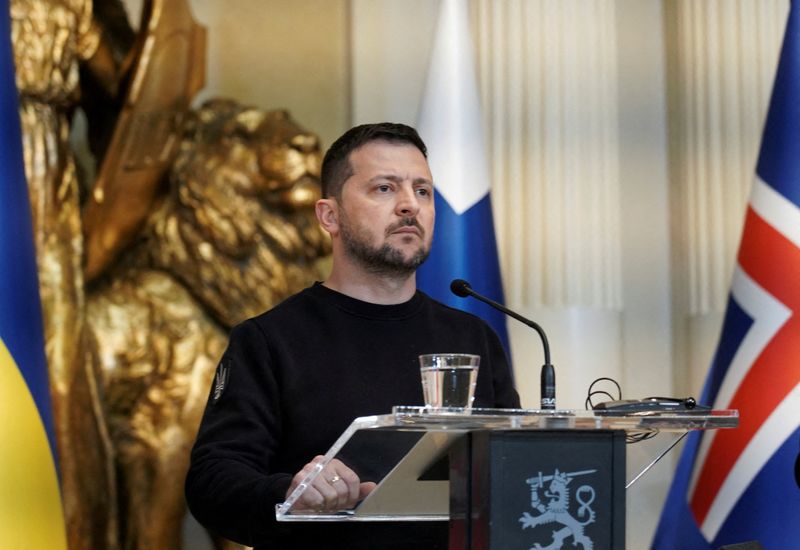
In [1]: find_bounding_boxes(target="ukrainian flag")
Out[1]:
[1,1,68,547]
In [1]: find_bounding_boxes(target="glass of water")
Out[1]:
[419,353,480,411]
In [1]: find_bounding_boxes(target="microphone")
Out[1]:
[450,279,556,410]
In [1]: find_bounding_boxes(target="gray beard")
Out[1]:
[340,218,430,277]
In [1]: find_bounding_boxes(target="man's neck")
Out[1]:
[323,267,417,305]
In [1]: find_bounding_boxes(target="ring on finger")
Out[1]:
[329,474,341,484]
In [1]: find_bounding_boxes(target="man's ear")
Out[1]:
[315,198,339,235]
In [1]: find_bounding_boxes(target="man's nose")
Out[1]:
[395,185,420,217]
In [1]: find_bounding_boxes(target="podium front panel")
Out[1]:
[450,430,625,550]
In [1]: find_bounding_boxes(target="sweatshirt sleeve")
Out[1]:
[185,320,291,546]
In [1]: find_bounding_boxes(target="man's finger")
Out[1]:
[327,459,364,507]
[312,475,341,509]
[293,486,324,511]
[331,465,360,505]
[358,481,377,500]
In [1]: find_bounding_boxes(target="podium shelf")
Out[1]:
[276,406,738,522]
[390,406,738,432]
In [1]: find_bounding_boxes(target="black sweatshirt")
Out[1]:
[186,283,520,549]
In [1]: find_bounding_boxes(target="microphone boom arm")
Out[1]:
[457,286,551,366]
[450,278,556,409]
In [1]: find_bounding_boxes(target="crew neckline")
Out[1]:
[309,282,425,320]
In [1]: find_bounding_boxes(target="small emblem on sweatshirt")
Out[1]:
[212,361,230,403]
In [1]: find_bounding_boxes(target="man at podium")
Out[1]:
[185,123,520,549]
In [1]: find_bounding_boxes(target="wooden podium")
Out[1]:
[276,406,738,549]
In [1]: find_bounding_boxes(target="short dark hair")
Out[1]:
[320,123,428,199]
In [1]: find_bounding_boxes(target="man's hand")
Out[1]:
[286,456,377,512]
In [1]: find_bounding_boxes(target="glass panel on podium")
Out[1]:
[275,406,738,523]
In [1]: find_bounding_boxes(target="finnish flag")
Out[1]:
[416,0,510,355]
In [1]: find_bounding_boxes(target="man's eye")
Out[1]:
[377,184,391,193]
[416,188,431,197]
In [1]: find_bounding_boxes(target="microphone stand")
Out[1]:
[450,279,556,410]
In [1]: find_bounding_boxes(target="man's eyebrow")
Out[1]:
[367,174,403,183]
[366,174,434,186]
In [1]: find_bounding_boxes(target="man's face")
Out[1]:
[336,141,435,276]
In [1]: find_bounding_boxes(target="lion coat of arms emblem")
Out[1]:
[519,469,598,550]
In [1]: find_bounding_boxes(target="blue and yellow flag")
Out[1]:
[0,1,68,547]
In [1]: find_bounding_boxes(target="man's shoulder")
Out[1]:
[419,291,489,326]
[251,286,317,323]
[230,286,318,336]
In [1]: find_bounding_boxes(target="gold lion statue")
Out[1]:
[86,99,331,549]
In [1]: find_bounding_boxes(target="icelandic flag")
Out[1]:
[653,2,800,548]
[416,0,510,354]
[0,2,68,547]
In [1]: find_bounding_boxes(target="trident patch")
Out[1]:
[212,360,230,404]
